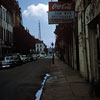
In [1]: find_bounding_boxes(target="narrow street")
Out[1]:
[0,58,51,100]
[1,0,100,100]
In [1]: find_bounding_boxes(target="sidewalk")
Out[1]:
[41,58,100,100]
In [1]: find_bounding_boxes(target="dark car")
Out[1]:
[13,55,23,65]
[0,61,10,69]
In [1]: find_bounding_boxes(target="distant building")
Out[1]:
[35,39,45,53]
[48,47,52,54]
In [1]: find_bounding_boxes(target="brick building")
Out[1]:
[54,0,100,89]
[0,0,37,58]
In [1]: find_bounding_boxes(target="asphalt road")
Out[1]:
[0,58,51,100]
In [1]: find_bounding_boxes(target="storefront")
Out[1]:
[85,3,100,81]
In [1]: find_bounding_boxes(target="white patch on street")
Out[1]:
[35,73,50,100]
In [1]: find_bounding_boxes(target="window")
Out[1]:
[6,12,9,23]
[1,27,3,39]
[6,12,13,25]
[8,31,9,42]
[1,6,6,21]
[0,7,2,18]
[4,29,6,41]
[11,32,13,42]
[37,44,39,47]
[37,49,39,52]
[3,28,5,40]
[9,32,11,43]
[6,30,8,42]
[2,9,5,20]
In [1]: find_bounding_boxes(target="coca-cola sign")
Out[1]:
[49,2,75,11]
[48,1,75,24]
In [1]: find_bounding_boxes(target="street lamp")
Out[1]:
[51,42,54,48]
[51,42,54,55]
[51,42,54,64]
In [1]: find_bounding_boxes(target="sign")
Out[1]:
[48,1,75,24]
[49,2,75,11]
[48,11,74,24]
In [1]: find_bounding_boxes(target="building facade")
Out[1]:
[54,0,100,87]
[0,0,23,59]
[35,42,45,53]
[75,0,88,79]
[75,0,100,83]
[0,4,13,59]
[85,0,100,82]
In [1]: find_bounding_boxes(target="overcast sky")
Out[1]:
[17,0,58,47]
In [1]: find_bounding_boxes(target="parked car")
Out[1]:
[21,55,28,63]
[26,55,33,62]
[0,61,10,68]
[2,56,16,67]
[32,54,38,60]
[39,54,44,58]
[12,55,23,65]
[39,53,46,58]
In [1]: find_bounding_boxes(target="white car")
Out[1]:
[32,54,38,60]
[39,54,45,58]
[21,55,28,62]
[39,53,47,58]
[2,56,16,67]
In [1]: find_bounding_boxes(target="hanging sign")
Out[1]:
[48,1,75,24]
[48,11,74,24]
[49,2,75,11]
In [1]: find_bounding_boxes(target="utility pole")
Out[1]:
[51,42,54,64]
[38,20,41,40]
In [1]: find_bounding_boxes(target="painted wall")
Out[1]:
[75,0,88,78]
[85,0,100,81]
